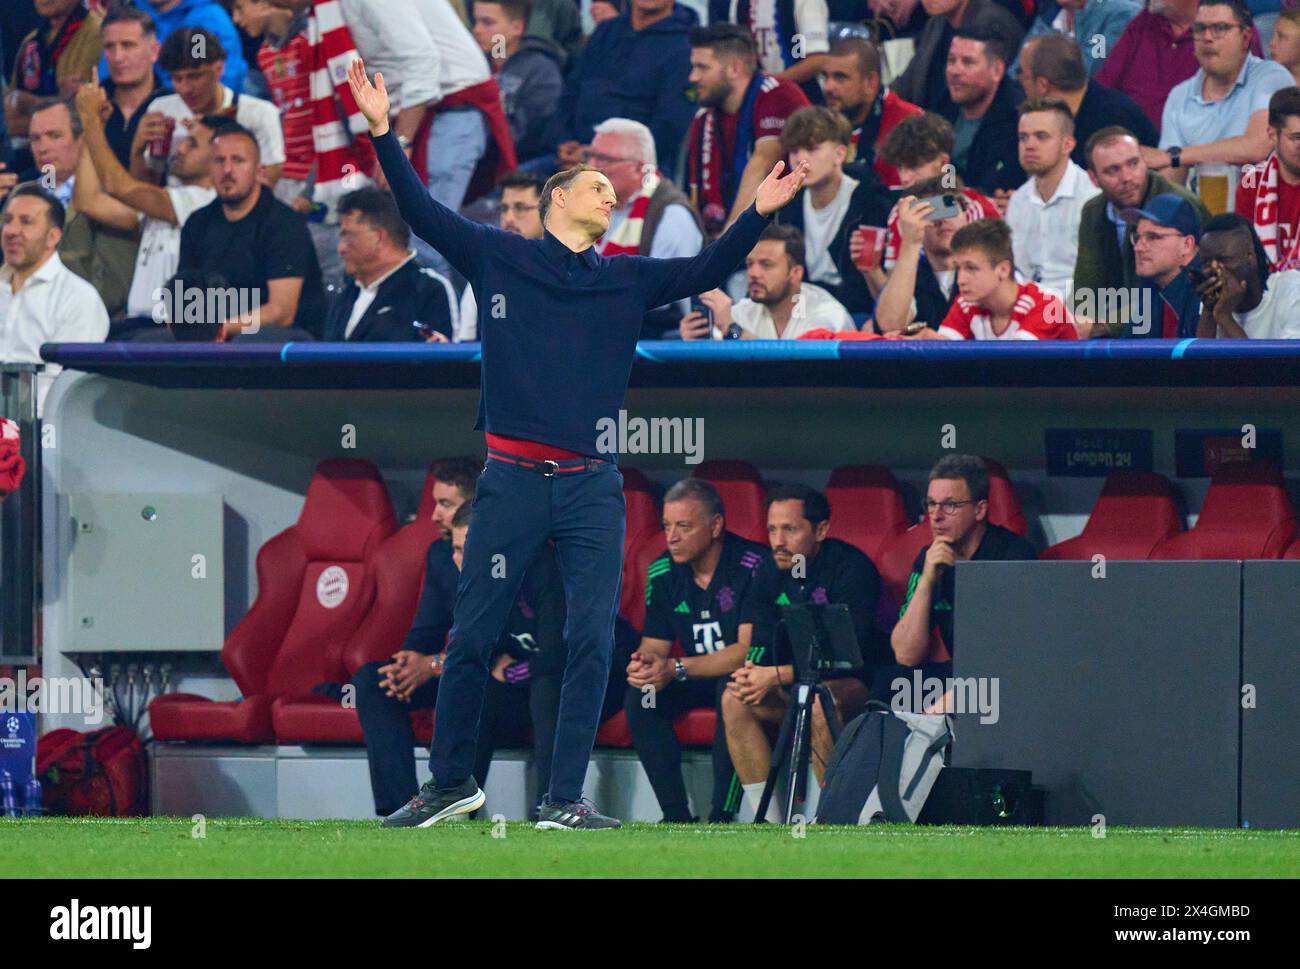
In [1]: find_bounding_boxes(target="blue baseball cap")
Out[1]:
[1121,193,1202,241]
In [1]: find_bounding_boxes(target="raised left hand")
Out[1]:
[754,159,811,216]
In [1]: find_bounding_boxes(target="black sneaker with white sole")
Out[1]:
[535,796,622,830]
[381,777,485,828]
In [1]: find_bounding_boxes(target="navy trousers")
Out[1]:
[431,455,626,803]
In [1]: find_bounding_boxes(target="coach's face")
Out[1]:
[767,499,829,572]
[926,477,985,545]
[553,170,616,237]
[663,498,724,565]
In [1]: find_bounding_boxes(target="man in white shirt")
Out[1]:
[683,224,855,339]
[136,27,284,187]
[1004,96,1099,298]
[587,117,703,336]
[0,184,111,412]
[1196,211,1300,338]
[72,82,217,338]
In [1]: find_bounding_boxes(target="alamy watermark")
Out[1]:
[0,671,105,724]
[890,670,1000,725]
[595,409,704,464]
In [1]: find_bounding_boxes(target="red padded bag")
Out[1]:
[36,726,148,816]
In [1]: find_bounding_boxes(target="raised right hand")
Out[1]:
[678,311,713,340]
[347,58,391,135]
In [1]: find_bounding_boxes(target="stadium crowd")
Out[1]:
[3,0,1300,368]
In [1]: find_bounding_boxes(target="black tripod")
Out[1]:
[753,670,841,823]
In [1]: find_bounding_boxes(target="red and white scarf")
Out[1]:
[596,171,661,256]
[306,0,376,204]
[1248,152,1300,271]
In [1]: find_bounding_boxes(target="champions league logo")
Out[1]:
[5,716,18,736]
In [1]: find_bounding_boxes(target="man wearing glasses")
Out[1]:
[877,455,1036,707]
[585,118,703,337]
[454,170,546,341]
[1124,193,1204,338]
[1143,0,1292,188]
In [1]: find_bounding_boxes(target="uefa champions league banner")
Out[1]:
[0,711,36,788]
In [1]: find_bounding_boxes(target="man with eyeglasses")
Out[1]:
[1143,0,1292,187]
[1124,193,1204,338]
[454,170,545,340]
[874,454,1036,707]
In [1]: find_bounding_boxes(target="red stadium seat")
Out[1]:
[693,459,766,543]
[1284,537,1300,559]
[1041,472,1182,561]
[1149,462,1297,560]
[275,464,446,743]
[824,465,908,563]
[876,458,1027,606]
[618,467,661,622]
[594,708,716,748]
[150,459,397,744]
[620,529,668,633]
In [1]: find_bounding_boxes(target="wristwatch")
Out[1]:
[396,133,411,151]
[1168,146,1182,169]
[674,658,688,683]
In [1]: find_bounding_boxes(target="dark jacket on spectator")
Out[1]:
[322,258,456,342]
[939,76,1026,194]
[544,4,698,179]
[1073,170,1209,333]
[890,0,1025,112]
[772,171,896,315]
[498,36,565,162]
[527,0,583,70]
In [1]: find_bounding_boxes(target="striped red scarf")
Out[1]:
[596,171,661,256]
[0,418,24,497]
[1247,152,1300,271]
[306,0,376,203]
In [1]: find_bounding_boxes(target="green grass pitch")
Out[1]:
[3,818,1297,877]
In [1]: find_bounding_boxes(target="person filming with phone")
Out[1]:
[869,181,970,333]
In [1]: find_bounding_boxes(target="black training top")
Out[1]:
[373,128,773,456]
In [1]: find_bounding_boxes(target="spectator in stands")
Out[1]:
[1012,0,1140,79]
[1097,0,1264,133]
[99,3,165,168]
[586,117,703,337]
[1196,210,1300,335]
[0,183,110,410]
[142,29,285,187]
[624,478,766,823]
[1237,86,1300,269]
[725,483,887,822]
[1074,127,1209,335]
[23,96,80,206]
[1018,33,1158,169]
[136,0,248,93]
[939,27,1026,196]
[876,454,1036,705]
[1148,0,1293,186]
[454,170,546,340]
[1125,193,1205,337]
[525,0,583,68]
[771,106,894,315]
[890,0,1025,114]
[0,417,23,501]
[544,0,697,181]
[877,109,1003,207]
[685,23,809,237]
[869,0,929,39]
[470,0,565,164]
[820,35,923,188]
[682,224,855,338]
[72,85,216,339]
[870,180,971,331]
[323,187,456,342]
[711,0,831,104]
[177,121,325,338]
[1270,8,1300,85]
[591,0,623,25]
[915,218,1079,339]
[231,0,378,293]
[5,0,102,142]
[1004,96,1100,296]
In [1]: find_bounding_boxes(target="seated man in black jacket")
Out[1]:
[772,106,894,315]
[723,483,890,822]
[324,186,456,342]
[940,26,1026,200]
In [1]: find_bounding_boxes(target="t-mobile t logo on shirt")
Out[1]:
[49,899,151,949]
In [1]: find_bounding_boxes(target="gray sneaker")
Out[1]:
[381,777,485,828]
[535,796,622,830]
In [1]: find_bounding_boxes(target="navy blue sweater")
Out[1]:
[374,129,773,456]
